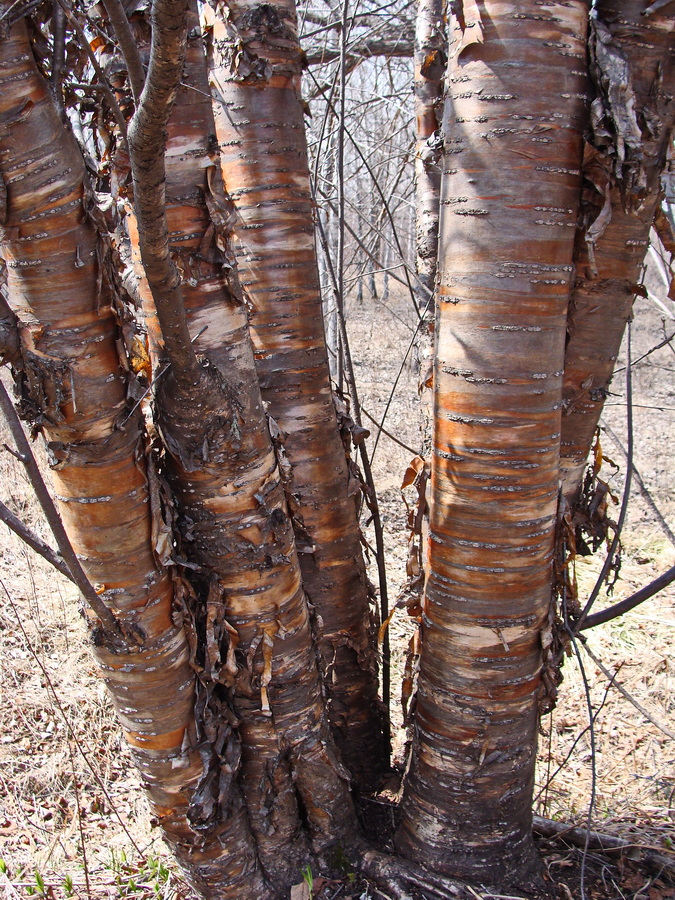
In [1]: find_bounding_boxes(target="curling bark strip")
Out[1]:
[560,0,675,501]
[125,11,356,894]
[204,0,387,786]
[414,0,446,296]
[0,14,227,888]
[396,0,589,883]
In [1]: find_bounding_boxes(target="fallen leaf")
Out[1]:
[290,883,310,900]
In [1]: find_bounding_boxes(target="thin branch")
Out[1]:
[0,579,145,854]
[575,324,634,632]
[613,329,675,375]
[603,421,675,549]
[569,634,597,900]
[533,815,675,878]
[0,0,43,26]
[580,641,675,742]
[0,498,73,581]
[361,405,419,456]
[335,0,349,392]
[101,0,145,103]
[0,380,125,641]
[307,66,422,320]
[50,0,67,117]
[313,180,391,735]
[127,0,200,384]
[580,564,675,630]
[55,0,129,144]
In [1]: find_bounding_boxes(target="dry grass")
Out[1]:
[0,282,673,897]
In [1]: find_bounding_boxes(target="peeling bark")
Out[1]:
[396,0,589,884]
[560,0,675,502]
[204,0,388,787]
[414,0,445,297]
[123,9,357,894]
[0,15,243,895]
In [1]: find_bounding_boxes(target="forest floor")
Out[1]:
[0,279,673,900]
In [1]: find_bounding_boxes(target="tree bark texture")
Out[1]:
[414,0,445,296]
[0,17,247,894]
[560,0,675,502]
[204,0,388,788]
[396,0,589,884]
[123,11,356,894]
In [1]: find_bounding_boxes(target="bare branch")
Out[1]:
[101,0,145,103]
[580,642,675,742]
[56,0,129,143]
[579,564,675,630]
[305,23,414,65]
[127,0,200,384]
[533,814,675,878]
[0,497,73,581]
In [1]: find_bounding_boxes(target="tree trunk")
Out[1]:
[560,0,675,502]
[123,6,356,894]
[396,0,589,884]
[0,16,254,896]
[205,0,388,787]
[413,0,445,298]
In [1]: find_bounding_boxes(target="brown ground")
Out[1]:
[0,276,673,899]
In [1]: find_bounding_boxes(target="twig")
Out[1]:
[575,323,634,632]
[306,67,422,321]
[67,738,91,897]
[101,0,145,102]
[580,641,675,742]
[313,180,392,735]
[579,564,675,630]
[335,0,349,393]
[569,634,598,900]
[0,578,145,855]
[603,422,675,549]
[0,498,73,581]
[361,405,419,456]
[533,815,675,879]
[49,1,67,117]
[613,329,675,375]
[535,676,615,807]
[56,0,129,144]
[0,380,125,641]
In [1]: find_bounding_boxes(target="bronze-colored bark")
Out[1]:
[396,0,589,884]
[414,0,445,296]
[123,9,356,894]
[0,16,247,896]
[204,0,388,787]
[560,0,675,502]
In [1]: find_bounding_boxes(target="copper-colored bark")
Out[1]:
[0,17,249,895]
[205,0,387,786]
[123,11,356,893]
[396,0,588,883]
[560,0,675,501]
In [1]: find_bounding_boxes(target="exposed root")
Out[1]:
[358,848,472,900]
[534,815,675,882]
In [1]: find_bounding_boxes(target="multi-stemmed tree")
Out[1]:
[1,0,673,896]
